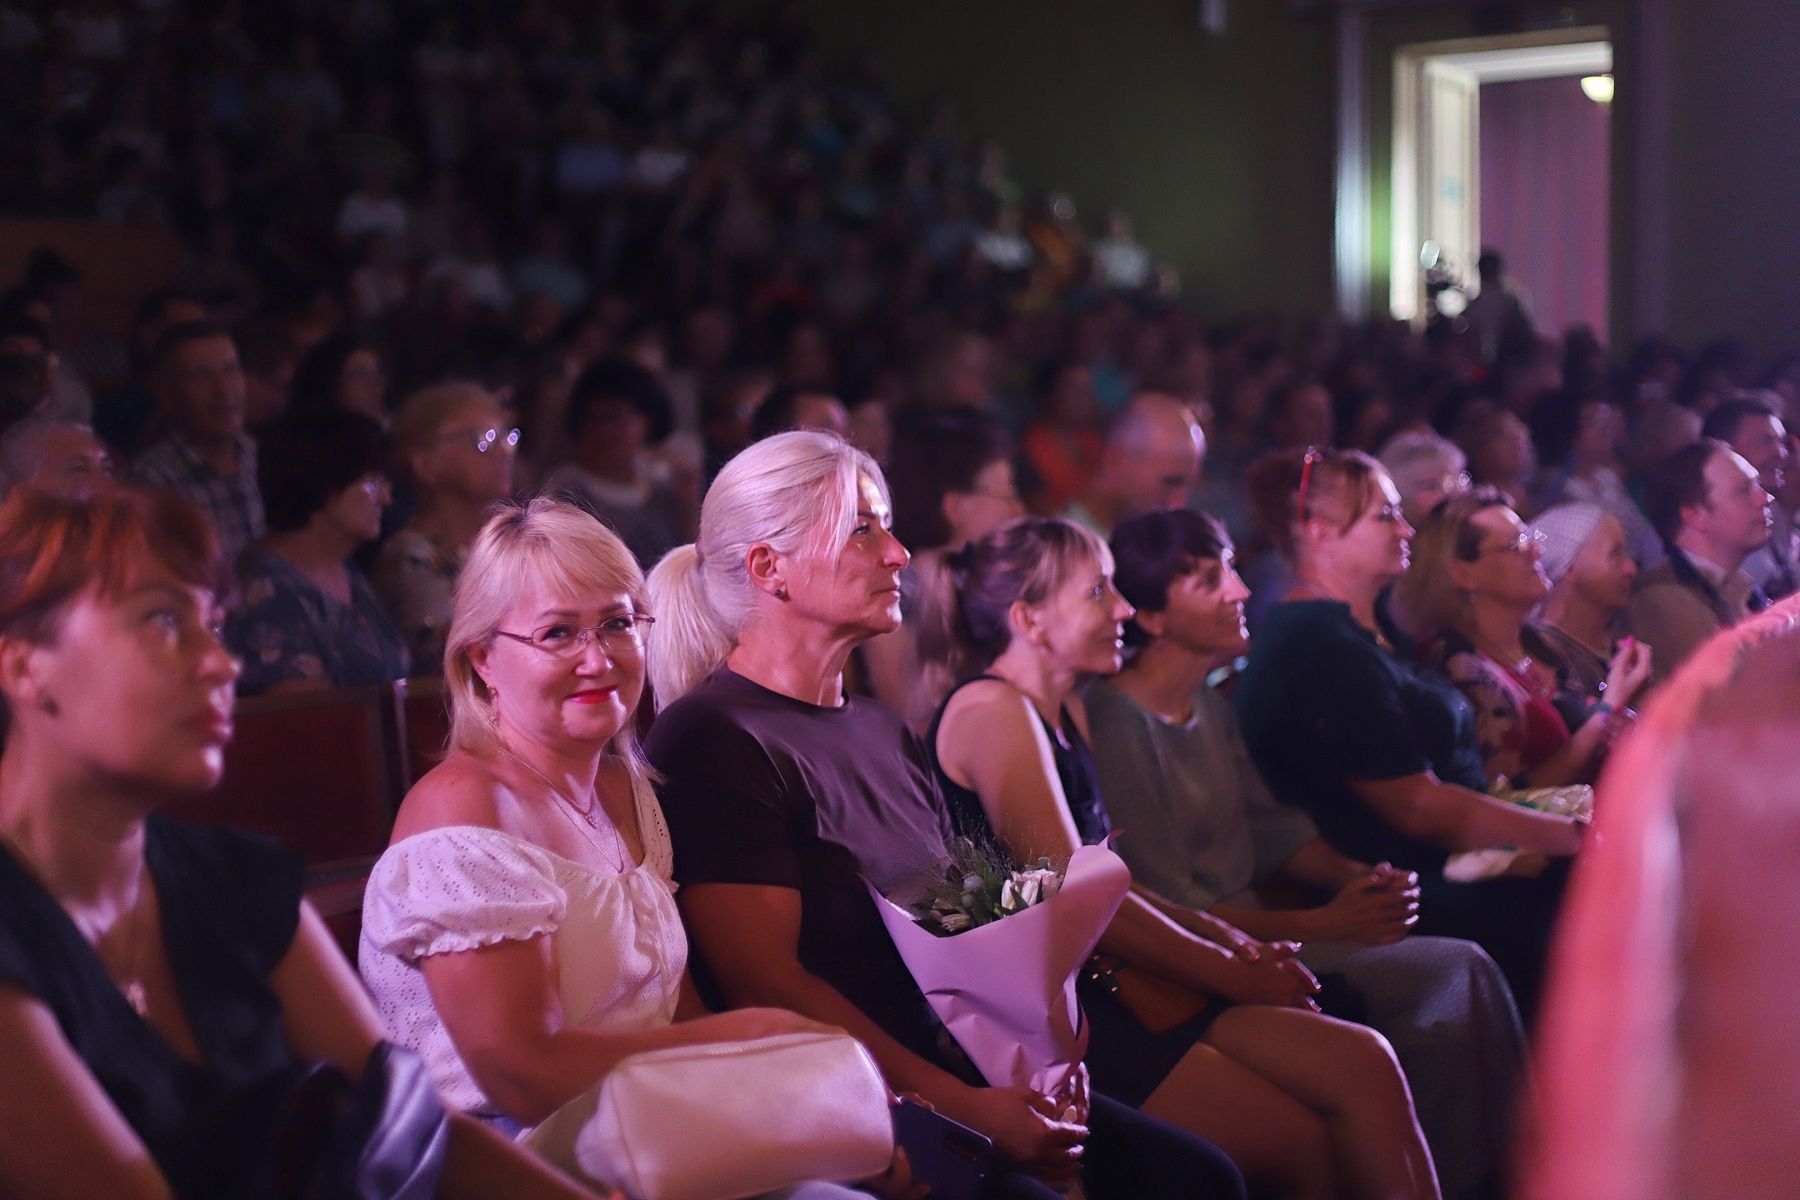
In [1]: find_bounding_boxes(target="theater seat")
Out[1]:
[304,856,376,966]
[163,683,406,864]
[398,676,451,793]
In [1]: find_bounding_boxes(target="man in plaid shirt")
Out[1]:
[129,321,264,561]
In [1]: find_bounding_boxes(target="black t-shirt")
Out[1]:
[645,667,962,1070]
[0,816,304,1198]
[1234,600,1489,873]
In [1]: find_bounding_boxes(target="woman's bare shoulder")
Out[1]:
[391,751,517,841]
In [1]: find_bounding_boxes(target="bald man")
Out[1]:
[1063,392,1206,535]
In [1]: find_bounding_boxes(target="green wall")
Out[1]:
[792,0,1800,357]
[796,0,1337,318]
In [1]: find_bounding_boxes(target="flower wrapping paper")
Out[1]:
[870,844,1131,1097]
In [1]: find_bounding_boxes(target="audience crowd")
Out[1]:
[1,1,1797,1197]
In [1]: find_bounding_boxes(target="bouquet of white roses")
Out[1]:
[870,839,1130,1098]
[911,837,1067,935]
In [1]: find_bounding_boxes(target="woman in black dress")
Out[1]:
[0,485,589,1199]
[1232,448,1585,1021]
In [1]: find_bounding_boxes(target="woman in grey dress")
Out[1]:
[1086,507,1527,1200]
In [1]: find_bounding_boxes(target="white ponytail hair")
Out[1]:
[646,430,887,708]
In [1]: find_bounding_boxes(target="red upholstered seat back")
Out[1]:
[163,684,405,864]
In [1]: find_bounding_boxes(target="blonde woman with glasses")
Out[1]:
[1390,486,1652,790]
[360,498,869,1197]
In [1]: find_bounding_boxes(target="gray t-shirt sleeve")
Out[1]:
[1084,680,1258,911]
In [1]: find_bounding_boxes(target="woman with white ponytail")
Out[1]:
[644,431,1247,1200]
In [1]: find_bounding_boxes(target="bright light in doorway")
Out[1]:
[1580,74,1614,104]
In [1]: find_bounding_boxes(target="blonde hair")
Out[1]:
[1389,485,1512,645]
[646,430,885,708]
[443,497,652,781]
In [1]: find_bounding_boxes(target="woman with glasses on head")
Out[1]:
[0,486,591,1200]
[227,409,410,694]
[375,381,520,673]
[1233,450,1586,1023]
[1390,489,1653,790]
[360,498,869,1196]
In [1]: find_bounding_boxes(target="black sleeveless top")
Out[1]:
[0,816,304,1198]
[928,675,1113,853]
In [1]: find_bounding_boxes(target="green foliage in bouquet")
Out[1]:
[911,835,1066,936]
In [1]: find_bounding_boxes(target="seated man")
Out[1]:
[1702,394,1797,600]
[1062,391,1205,537]
[129,320,264,560]
[1626,438,1773,684]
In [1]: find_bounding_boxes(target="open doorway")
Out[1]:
[1390,30,1612,343]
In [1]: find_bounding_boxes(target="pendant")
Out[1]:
[123,979,148,1017]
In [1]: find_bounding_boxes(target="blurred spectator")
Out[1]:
[1627,439,1773,685]
[1378,430,1470,528]
[1462,249,1534,364]
[129,321,263,560]
[288,334,389,424]
[1703,394,1798,600]
[1458,407,1537,516]
[375,382,518,672]
[542,358,690,568]
[0,417,110,495]
[1063,392,1205,537]
[1020,358,1102,513]
[1092,208,1153,291]
[95,289,207,454]
[229,410,409,695]
[747,382,850,443]
[1532,395,1662,565]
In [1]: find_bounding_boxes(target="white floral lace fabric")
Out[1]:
[359,773,686,1115]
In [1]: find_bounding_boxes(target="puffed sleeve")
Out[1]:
[361,827,568,960]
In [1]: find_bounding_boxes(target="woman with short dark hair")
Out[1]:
[1094,506,1525,1198]
[227,409,409,694]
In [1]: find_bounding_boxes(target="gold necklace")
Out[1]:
[498,743,630,873]
[2,832,150,1016]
